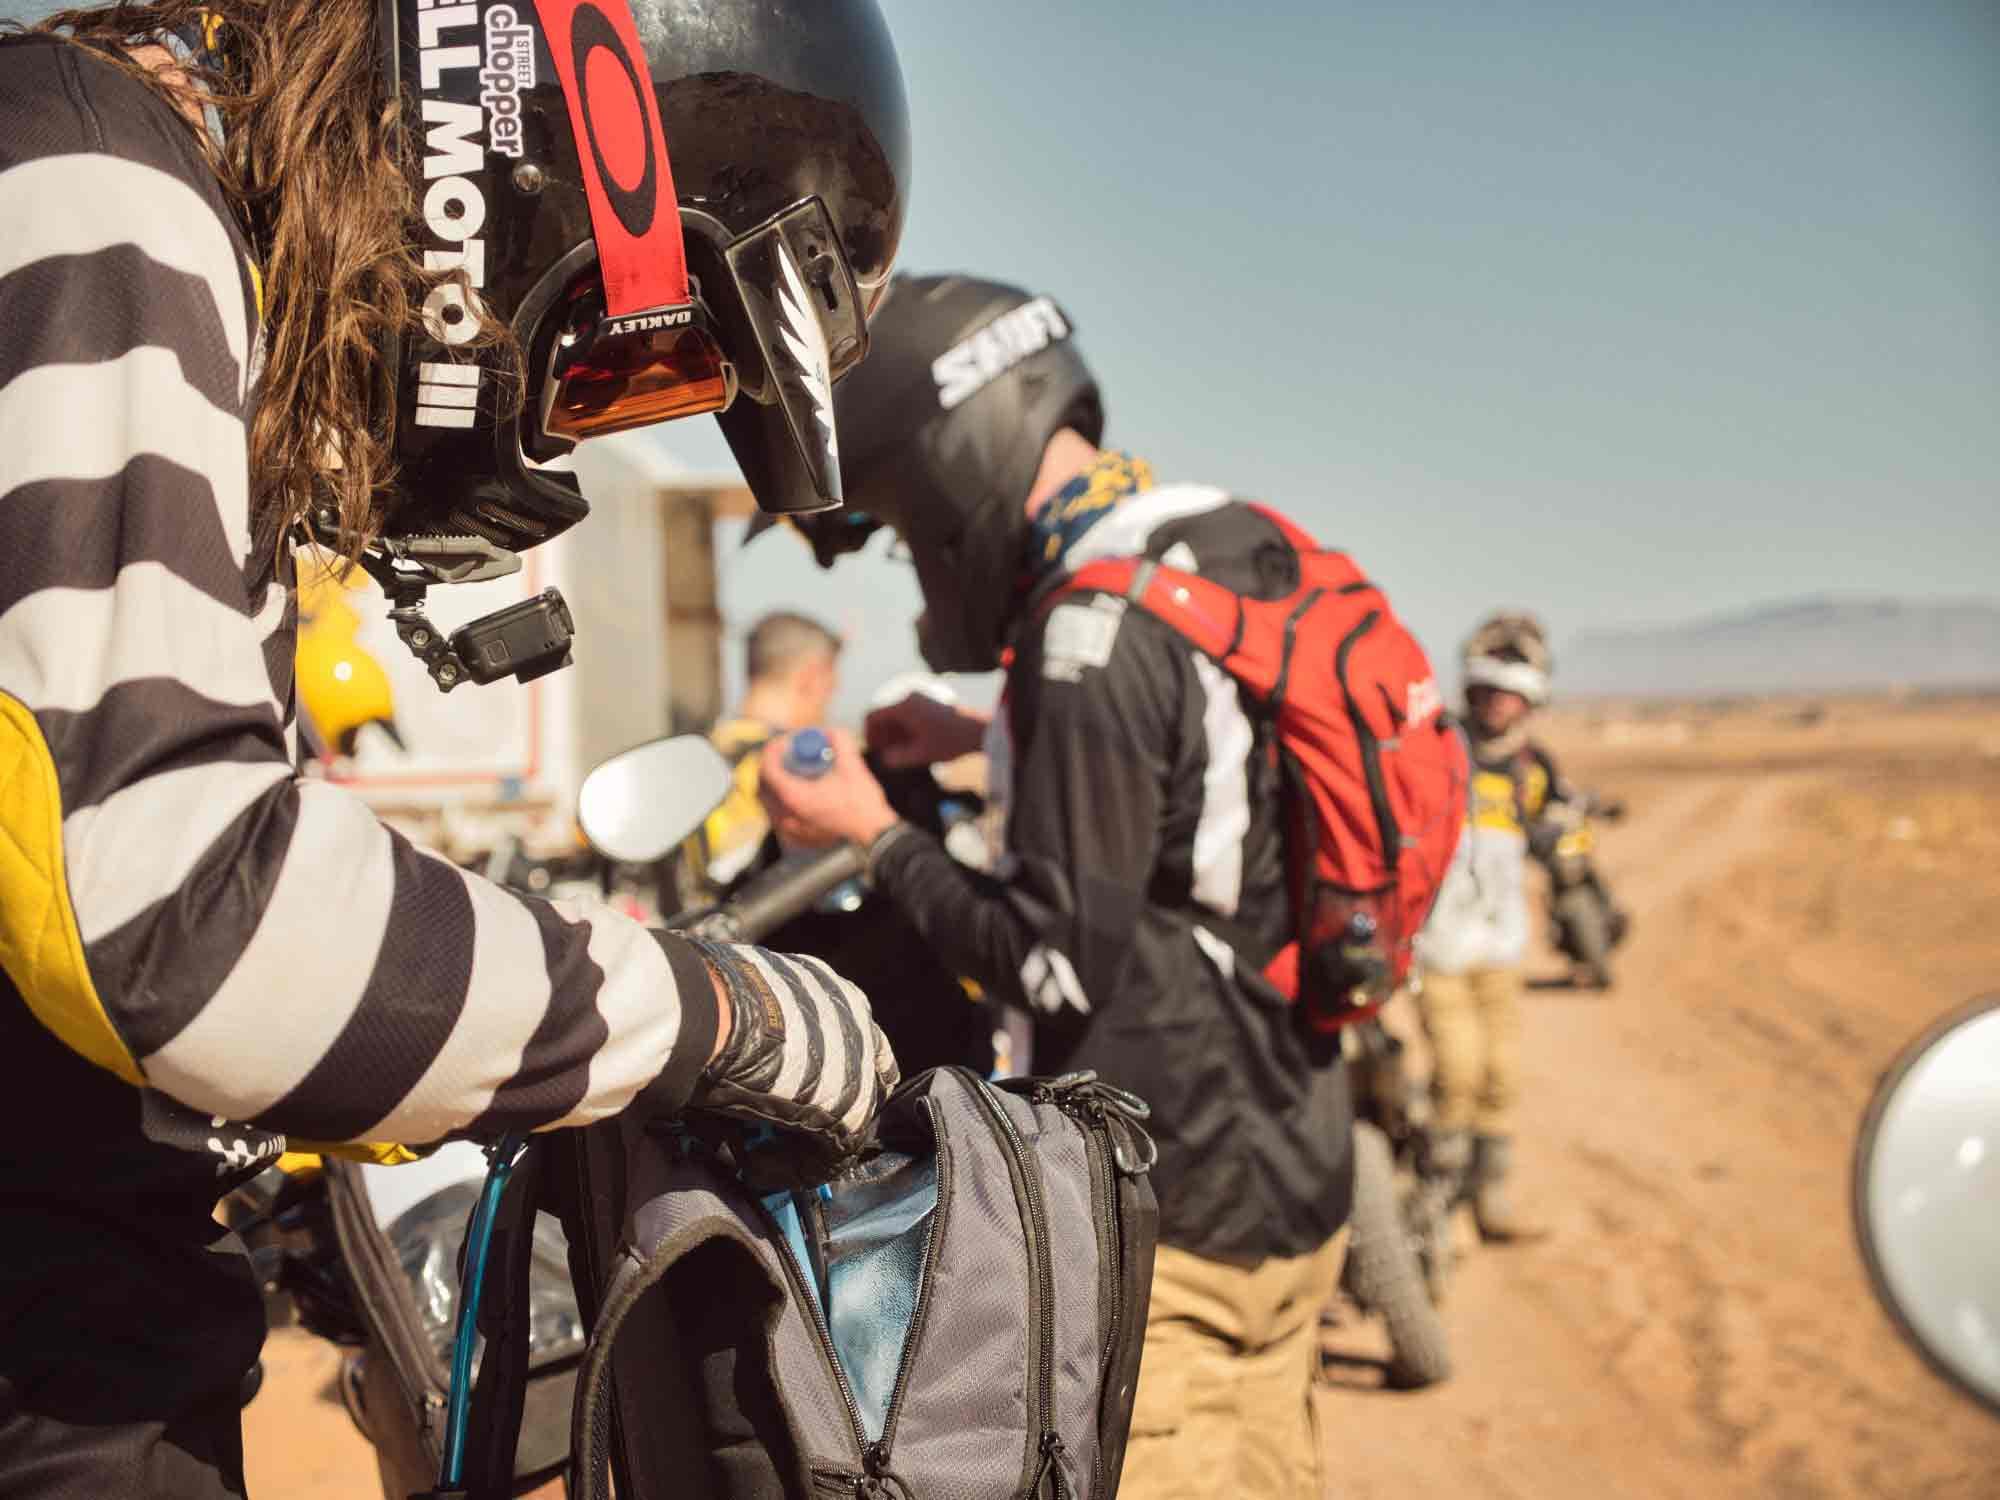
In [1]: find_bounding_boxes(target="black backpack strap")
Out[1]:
[455,1142,547,1500]
[569,1203,801,1500]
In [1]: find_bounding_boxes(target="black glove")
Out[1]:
[1526,819,1564,861]
[683,939,900,1174]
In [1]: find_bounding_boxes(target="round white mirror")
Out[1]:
[576,735,734,865]
[1854,993,2000,1417]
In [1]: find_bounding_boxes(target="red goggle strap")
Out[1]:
[526,0,689,317]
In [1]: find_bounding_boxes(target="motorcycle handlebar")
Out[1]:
[674,843,868,945]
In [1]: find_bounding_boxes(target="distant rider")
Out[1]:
[1413,611,1567,1242]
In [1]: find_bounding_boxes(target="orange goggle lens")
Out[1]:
[540,309,735,443]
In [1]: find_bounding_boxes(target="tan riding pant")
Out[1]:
[1417,965,1524,1136]
[1120,1230,1349,1500]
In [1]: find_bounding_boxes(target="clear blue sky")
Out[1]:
[662,0,1998,720]
[16,1,1984,715]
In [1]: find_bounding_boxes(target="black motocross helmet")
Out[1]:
[764,274,1101,672]
[376,0,910,552]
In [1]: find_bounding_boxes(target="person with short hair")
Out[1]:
[680,610,844,900]
[756,274,1367,1500]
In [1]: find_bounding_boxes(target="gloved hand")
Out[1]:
[863,690,990,769]
[684,939,900,1173]
[1525,819,1564,862]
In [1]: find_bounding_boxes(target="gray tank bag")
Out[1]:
[569,1066,1158,1500]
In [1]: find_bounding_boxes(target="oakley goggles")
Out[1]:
[534,198,870,513]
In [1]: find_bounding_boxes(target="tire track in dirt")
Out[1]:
[1318,766,2000,1499]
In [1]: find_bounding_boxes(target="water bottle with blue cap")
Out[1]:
[783,726,837,780]
[782,728,865,913]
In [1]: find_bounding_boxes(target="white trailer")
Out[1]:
[310,433,750,858]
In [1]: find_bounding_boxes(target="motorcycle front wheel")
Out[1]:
[1554,886,1615,989]
[1342,1122,1453,1389]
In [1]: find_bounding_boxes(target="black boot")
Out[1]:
[1470,1134,1550,1243]
[1420,1128,1474,1193]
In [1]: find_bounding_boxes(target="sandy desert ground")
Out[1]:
[1317,692,2000,1498]
[242,692,2000,1498]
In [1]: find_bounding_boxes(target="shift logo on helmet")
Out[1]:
[931,295,1070,411]
[775,241,838,461]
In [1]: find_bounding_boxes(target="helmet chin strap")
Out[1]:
[527,0,691,317]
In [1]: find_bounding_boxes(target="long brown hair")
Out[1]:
[25,0,516,567]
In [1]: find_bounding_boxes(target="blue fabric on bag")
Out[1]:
[763,1153,939,1440]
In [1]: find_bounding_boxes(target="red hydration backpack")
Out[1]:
[1042,505,1468,1031]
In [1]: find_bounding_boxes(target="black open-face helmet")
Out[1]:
[376,0,909,553]
[753,274,1102,672]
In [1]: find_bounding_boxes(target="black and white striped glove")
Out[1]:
[685,939,900,1167]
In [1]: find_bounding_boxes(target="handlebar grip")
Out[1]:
[689,844,867,945]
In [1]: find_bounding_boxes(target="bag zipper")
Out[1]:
[757,1096,951,1489]
[868,1096,950,1478]
[754,1195,872,1462]
[323,1164,451,1448]
[957,1067,1066,1496]
[1021,1081,1124,1379]
[1040,1084,1120,1500]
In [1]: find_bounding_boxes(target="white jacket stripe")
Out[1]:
[64,760,290,945]
[0,155,250,389]
[363,854,555,1142]
[1189,653,1253,919]
[145,784,396,1119]
[560,901,690,1127]
[0,562,276,715]
[0,351,249,559]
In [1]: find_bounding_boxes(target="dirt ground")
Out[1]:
[1317,693,2000,1499]
[242,692,2000,1498]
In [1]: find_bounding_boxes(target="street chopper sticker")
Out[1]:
[411,0,693,430]
[481,5,538,158]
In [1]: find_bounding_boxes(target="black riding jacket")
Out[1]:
[873,485,1355,1262]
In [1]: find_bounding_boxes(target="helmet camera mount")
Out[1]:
[305,510,575,695]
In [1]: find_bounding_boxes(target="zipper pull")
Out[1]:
[809,1470,869,1499]
[862,1443,919,1499]
[1083,1077,1152,1121]
[1103,1112,1159,1176]
[1005,1069,1100,1105]
[1033,1431,1075,1498]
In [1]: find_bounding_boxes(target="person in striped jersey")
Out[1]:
[0,2,909,1495]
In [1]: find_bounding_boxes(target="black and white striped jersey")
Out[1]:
[0,37,725,1200]
[872,486,1357,1262]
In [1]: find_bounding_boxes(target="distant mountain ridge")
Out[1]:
[1556,595,2000,699]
